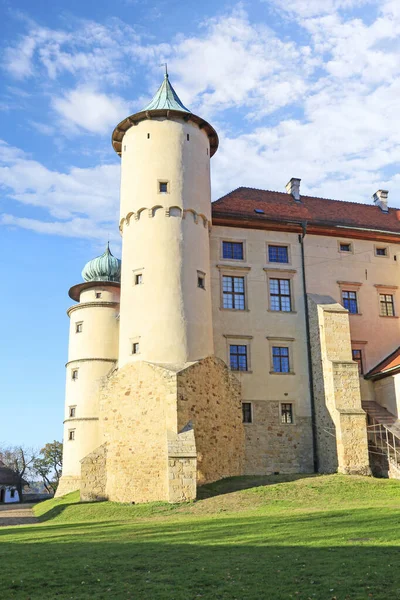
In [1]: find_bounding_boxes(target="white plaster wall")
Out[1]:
[1,488,19,503]
[118,117,214,366]
[62,284,120,478]
[374,377,397,417]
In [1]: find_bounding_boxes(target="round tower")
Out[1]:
[112,73,219,367]
[58,245,121,495]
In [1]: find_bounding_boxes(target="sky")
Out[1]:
[1,0,400,449]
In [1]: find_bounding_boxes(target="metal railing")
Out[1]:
[366,414,400,470]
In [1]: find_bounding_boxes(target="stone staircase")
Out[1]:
[362,401,400,437]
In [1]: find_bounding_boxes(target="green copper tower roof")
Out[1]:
[81,244,121,283]
[142,73,190,113]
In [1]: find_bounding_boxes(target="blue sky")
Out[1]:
[1,0,400,449]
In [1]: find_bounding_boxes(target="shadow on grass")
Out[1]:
[197,472,318,499]
[0,509,399,599]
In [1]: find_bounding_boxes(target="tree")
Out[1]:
[0,446,37,502]
[33,441,63,494]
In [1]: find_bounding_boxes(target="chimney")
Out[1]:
[373,189,389,213]
[285,178,301,202]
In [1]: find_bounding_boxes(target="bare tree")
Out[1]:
[0,446,37,502]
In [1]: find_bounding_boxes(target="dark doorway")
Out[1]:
[0,489,5,503]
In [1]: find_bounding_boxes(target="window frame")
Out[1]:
[68,429,76,441]
[267,244,290,264]
[135,273,143,285]
[265,268,296,313]
[338,241,353,254]
[379,293,395,317]
[242,402,253,424]
[75,322,83,333]
[280,402,294,424]
[221,239,246,262]
[272,346,290,373]
[71,369,79,381]
[267,337,295,375]
[374,245,389,258]
[95,291,102,299]
[132,342,140,355]
[341,290,359,314]
[337,281,362,315]
[197,270,206,290]
[158,180,169,194]
[229,344,249,372]
[352,348,364,375]
[224,335,253,373]
[69,406,76,418]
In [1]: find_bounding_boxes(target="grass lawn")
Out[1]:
[1,474,400,599]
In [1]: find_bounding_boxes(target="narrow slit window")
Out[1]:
[132,342,140,355]
[187,134,190,141]
[198,274,205,289]
[281,403,293,424]
[135,273,143,285]
[69,406,76,418]
[147,133,150,139]
[95,292,102,299]
[242,402,252,423]
[75,322,83,333]
[68,430,75,441]
[71,369,78,381]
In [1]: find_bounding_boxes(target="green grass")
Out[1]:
[1,475,400,599]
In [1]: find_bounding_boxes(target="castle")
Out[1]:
[57,74,400,503]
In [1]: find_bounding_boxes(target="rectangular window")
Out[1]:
[242,402,252,423]
[342,290,358,314]
[198,274,205,289]
[71,369,78,381]
[69,406,76,418]
[222,276,245,310]
[222,241,244,260]
[10,490,15,498]
[272,346,290,373]
[159,181,168,193]
[132,342,140,354]
[380,294,395,316]
[376,247,388,256]
[75,322,83,333]
[230,345,248,371]
[352,349,363,375]
[95,292,102,299]
[339,243,352,252]
[268,245,289,263]
[270,279,291,312]
[68,430,75,441]
[281,403,293,424]
[135,273,143,285]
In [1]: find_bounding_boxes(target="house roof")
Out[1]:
[142,73,190,113]
[212,187,400,237]
[0,465,22,486]
[365,346,400,380]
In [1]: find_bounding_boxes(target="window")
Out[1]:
[242,402,252,423]
[10,490,15,498]
[95,292,102,299]
[222,241,244,260]
[187,134,190,141]
[132,342,140,354]
[376,247,388,256]
[342,290,358,314]
[272,347,290,373]
[147,133,150,139]
[159,181,168,193]
[135,273,143,285]
[68,430,75,441]
[339,242,352,252]
[198,274,205,289]
[270,279,291,312]
[71,369,78,381]
[75,322,83,333]
[230,345,248,371]
[69,406,76,418]
[380,294,395,316]
[268,245,289,263]
[222,276,245,310]
[352,349,363,375]
[281,403,293,424]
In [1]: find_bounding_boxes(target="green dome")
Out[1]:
[82,244,121,283]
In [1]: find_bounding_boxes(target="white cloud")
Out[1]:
[52,87,131,134]
[0,141,120,238]
[270,0,375,18]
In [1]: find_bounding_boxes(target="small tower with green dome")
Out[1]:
[58,244,121,496]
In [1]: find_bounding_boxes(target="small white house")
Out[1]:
[0,462,22,504]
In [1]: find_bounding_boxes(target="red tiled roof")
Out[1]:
[366,346,400,379]
[212,187,400,234]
